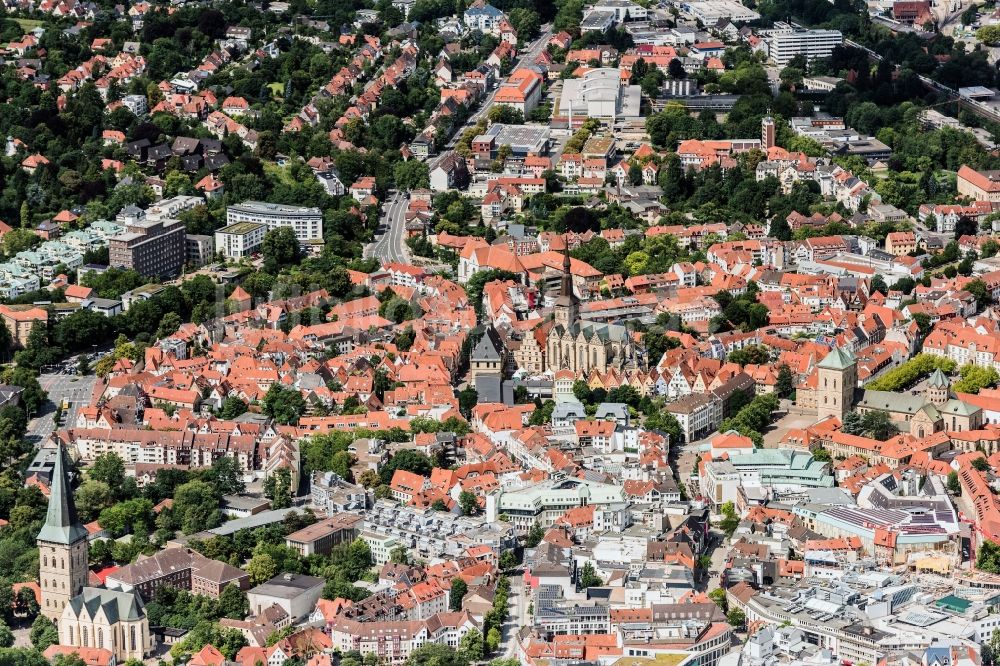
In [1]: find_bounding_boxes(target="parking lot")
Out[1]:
[26,370,100,444]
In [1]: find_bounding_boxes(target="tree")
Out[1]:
[172,480,221,534]
[947,470,962,495]
[407,643,467,666]
[379,449,433,485]
[394,160,430,190]
[247,553,278,585]
[262,227,301,273]
[458,628,484,662]
[263,468,294,508]
[578,561,603,588]
[727,608,746,628]
[209,456,246,495]
[525,522,544,547]
[76,479,113,521]
[860,410,898,441]
[0,620,14,648]
[450,577,468,611]
[708,588,728,612]
[263,385,305,425]
[218,583,250,619]
[91,452,126,490]
[459,490,479,516]
[980,539,1000,573]
[487,628,503,654]
[719,501,740,536]
[776,364,795,398]
[219,396,248,419]
[978,24,1000,45]
[30,616,59,651]
[390,546,409,565]
[458,387,478,419]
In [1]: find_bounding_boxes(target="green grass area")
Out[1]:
[15,18,45,30]
[267,82,284,97]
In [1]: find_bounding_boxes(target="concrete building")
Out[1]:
[247,573,325,622]
[226,201,323,244]
[284,514,363,556]
[664,393,723,442]
[214,221,267,259]
[559,68,642,121]
[766,23,843,66]
[108,208,186,278]
[186,234,215,266]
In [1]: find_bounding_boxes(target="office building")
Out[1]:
[227,201,324,244]
[766,23,843,66]
[109,207,186,278]
[215,222,267,259]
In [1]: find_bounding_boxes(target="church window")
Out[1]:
[130,626,137,652]
[68,626,73,643]
[82,627,88,647]
[43,556,47,567]
[98,629,104,648]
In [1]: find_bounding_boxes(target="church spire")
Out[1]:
[553,236,579,328]
[37,443,88,545]
[561,236,573,299]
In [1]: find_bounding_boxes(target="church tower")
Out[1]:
[38,444,89,620]
[761,115,775,150]
[816,347,857,422]
[553,243,579,329]
[926,368,950,405]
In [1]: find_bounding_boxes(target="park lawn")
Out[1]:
[267,82,284,98]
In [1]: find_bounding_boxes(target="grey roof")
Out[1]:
[37,444,89,545]
[471,326,503,362]
[68,587,146,624]
[928,368,949,388]
[250,573,324,599]
[856,390,927,416]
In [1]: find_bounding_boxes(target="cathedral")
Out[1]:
[38,444,151,661]
[544,249,643,375]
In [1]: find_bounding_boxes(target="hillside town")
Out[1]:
[7,0,1000,664]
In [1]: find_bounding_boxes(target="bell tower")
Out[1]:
[553,241,579,329]
[37,444,89,620]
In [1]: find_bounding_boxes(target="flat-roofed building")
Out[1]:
[227,201,324,244]
[766,23,843,66]
[214,221,267,259]
[108,213,186,278]
[285,514,364,556]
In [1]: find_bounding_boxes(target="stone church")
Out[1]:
[544,249,643,375]
[38,444,151,661]
[811,347,983,437]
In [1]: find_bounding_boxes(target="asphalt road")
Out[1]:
[366,27,555,264]
[27,372,99,445]
[501,569,528,659]
[367,192,410,264]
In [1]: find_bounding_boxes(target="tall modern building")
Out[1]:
[108,207,186,278]
[37,444,89,620]
[766,23,843,66]
[226,201,324,244]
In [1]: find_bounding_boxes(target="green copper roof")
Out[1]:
[928,368,949,388]
[37,444,88,545]
[818,347,855,370]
